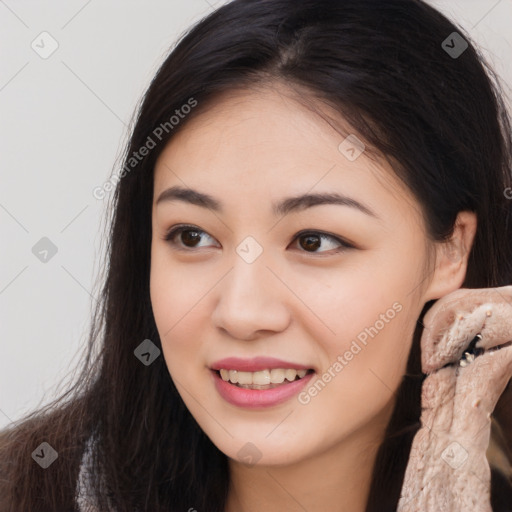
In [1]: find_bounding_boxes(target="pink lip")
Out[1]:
[210,356,313,372]
[210,369,315,408]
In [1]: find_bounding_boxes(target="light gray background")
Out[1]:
[1,0,511,430]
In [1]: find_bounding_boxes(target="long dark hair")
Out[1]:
[2,1,512,510]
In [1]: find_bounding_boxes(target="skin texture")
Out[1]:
[149,84,477,512]
[398,286,512,512]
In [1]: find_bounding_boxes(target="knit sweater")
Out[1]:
[75,435,100,512]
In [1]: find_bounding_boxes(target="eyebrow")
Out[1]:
[155,185,380,219]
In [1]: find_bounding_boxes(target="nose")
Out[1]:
[211,254,291,341]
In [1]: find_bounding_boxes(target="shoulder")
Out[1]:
[0,412,91,511]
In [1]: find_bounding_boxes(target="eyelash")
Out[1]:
[162,224,354,255]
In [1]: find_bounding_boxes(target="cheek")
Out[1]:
[294,261,418,398]
[150,249,189,350]
[300,300,414,434]
[149,245,215,333]
[149,248,218,379]
[293,261,409,344]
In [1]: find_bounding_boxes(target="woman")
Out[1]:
[1,0,512,510]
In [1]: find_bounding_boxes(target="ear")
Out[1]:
[423,210,477,302]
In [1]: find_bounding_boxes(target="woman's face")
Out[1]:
[150,85,438,466]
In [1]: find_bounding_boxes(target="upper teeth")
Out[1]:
[219,368,308,385]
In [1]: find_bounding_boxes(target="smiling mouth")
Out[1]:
[214,368,315,389]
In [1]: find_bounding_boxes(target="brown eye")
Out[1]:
[292,231,353,254]
[179,229,201,247]
[163,225,218,250]
[300,234,322,252]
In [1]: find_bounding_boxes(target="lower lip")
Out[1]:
[210,369,315,408]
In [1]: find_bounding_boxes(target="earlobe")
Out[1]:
[423,211,477,302]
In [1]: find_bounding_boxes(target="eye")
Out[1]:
[163,224,218,250]
[162,225,354,254]
[289,230,354,254]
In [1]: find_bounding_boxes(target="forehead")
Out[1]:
[153,86,423,226]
